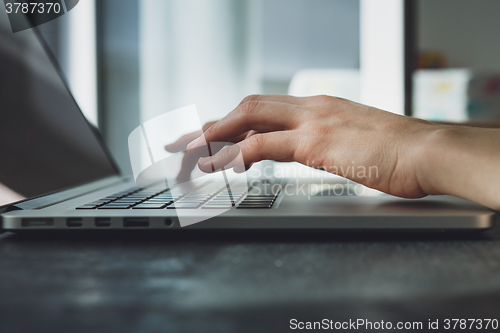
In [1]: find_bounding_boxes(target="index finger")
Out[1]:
[188,100,301,149]
[164,130,202,153]
[165,119,222,153]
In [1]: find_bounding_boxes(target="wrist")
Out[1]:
[413,124,456,196]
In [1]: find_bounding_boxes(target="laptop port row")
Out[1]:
[61,217,175,228]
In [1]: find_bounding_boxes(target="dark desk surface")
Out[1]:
[1,225,500,333]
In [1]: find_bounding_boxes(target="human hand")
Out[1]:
[186,95,440,199]
[164,121,253,182]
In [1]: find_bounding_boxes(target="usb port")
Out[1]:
[21,218,54,227]
[123,218,149,228]
[95,218,111,227]
[66,218,83,228]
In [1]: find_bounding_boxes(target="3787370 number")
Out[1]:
[5,2,61,14]
[444,319,499,330]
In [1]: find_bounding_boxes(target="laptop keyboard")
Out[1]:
[76,180,281,210]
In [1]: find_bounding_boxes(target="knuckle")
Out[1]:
[217,146,232,161]
[314,94,336,104]
[330,95,350,104]
[238,100,260,117]
[245,133,266,151]
[240,94,261,104]
[202,121,216,132]
[240,134,267,163]
[203,123,214,136]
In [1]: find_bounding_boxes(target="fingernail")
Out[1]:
[187,136,205,150]
[199,156,211,165]
[198,156,214,172]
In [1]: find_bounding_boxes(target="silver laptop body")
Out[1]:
[2,175,494,232]
[0,11,495,233]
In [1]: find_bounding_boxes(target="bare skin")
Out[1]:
[167,94,500,211]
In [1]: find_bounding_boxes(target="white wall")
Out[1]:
[360,0,405,114]
[261,0,360,81]
[418,0,500,72]
[61,0,98,126]
[139,0,258,125]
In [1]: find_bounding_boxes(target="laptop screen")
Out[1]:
[0,12,118,208]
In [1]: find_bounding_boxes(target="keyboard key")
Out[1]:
[113,200,142,204]
[244,195,276,199]
[88,200,109,205]
[115,197,142,201]
[202,205,233,209]
[167,203,202,209]
[240,197,275,201]
[143,198,172,202]
[101,202,133,205]
[239,198,273,202]
[237,203,273,209]
[143,202,171,206]
[177,198,207,202]
[195,191,218,196]
[208,196,234,201]
[98,205,131,209]
[76,205,97,209]
[132,203,167,209]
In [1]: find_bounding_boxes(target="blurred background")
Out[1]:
[38,0,500,176]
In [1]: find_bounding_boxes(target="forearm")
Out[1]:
[416,125,500,210]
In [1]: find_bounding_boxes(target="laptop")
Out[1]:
[0,14,495,233]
